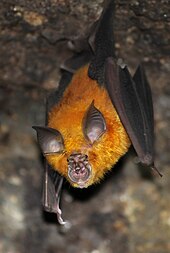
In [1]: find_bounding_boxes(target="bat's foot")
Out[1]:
[59,220,72,233]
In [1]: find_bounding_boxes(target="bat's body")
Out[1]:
[33,0,161,224]
[47,65,130,187]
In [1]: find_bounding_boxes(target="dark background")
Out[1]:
[0,0,169,252]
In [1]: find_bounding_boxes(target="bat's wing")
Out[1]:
[42,94,66,224]
[105,58,162,175]
[43,162,65,224]
[88,0,115,85]
[133,64,154,128]
[105,58,153,165]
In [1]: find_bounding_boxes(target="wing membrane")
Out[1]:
[105,57,154,166]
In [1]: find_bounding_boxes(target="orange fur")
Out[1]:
[46,65,131,187]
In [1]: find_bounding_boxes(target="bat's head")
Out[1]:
[33,72,131,188]
[33,101,107,188]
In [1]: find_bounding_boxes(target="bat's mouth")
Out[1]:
[67,153,91,188]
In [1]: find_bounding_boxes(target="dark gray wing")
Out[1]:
[43,162,65,224]
[105,58,162,176]
[88,0,115,85]
[43,93,66,224]
[133,64,154,133]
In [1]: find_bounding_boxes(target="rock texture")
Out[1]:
[0,1,169,253]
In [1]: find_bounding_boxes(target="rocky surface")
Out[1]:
[0,0,169,253]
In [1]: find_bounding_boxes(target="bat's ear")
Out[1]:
[32,126,64,155]
[83,101,106,143]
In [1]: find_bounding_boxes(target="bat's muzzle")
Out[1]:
[67,153,91,188]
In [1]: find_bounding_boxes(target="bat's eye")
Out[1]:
[32,126,64,155]
[82,100,106,144]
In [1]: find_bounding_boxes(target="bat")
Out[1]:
[33,0,162,225]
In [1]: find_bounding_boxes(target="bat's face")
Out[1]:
[67,152,91,188]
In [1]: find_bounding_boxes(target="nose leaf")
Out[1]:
[67,153,91,187]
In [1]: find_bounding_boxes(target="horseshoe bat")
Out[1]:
[33,0,161,225]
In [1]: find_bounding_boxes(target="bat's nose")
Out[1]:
[69,165,90,181]
[75,165,84,174]
[67,153,91,187]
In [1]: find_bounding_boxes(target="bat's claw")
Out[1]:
[56,202,66,225]
[117,58,127,69]
[151,165,163,177]
[57,213,66,225]
[58,221,72,235]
